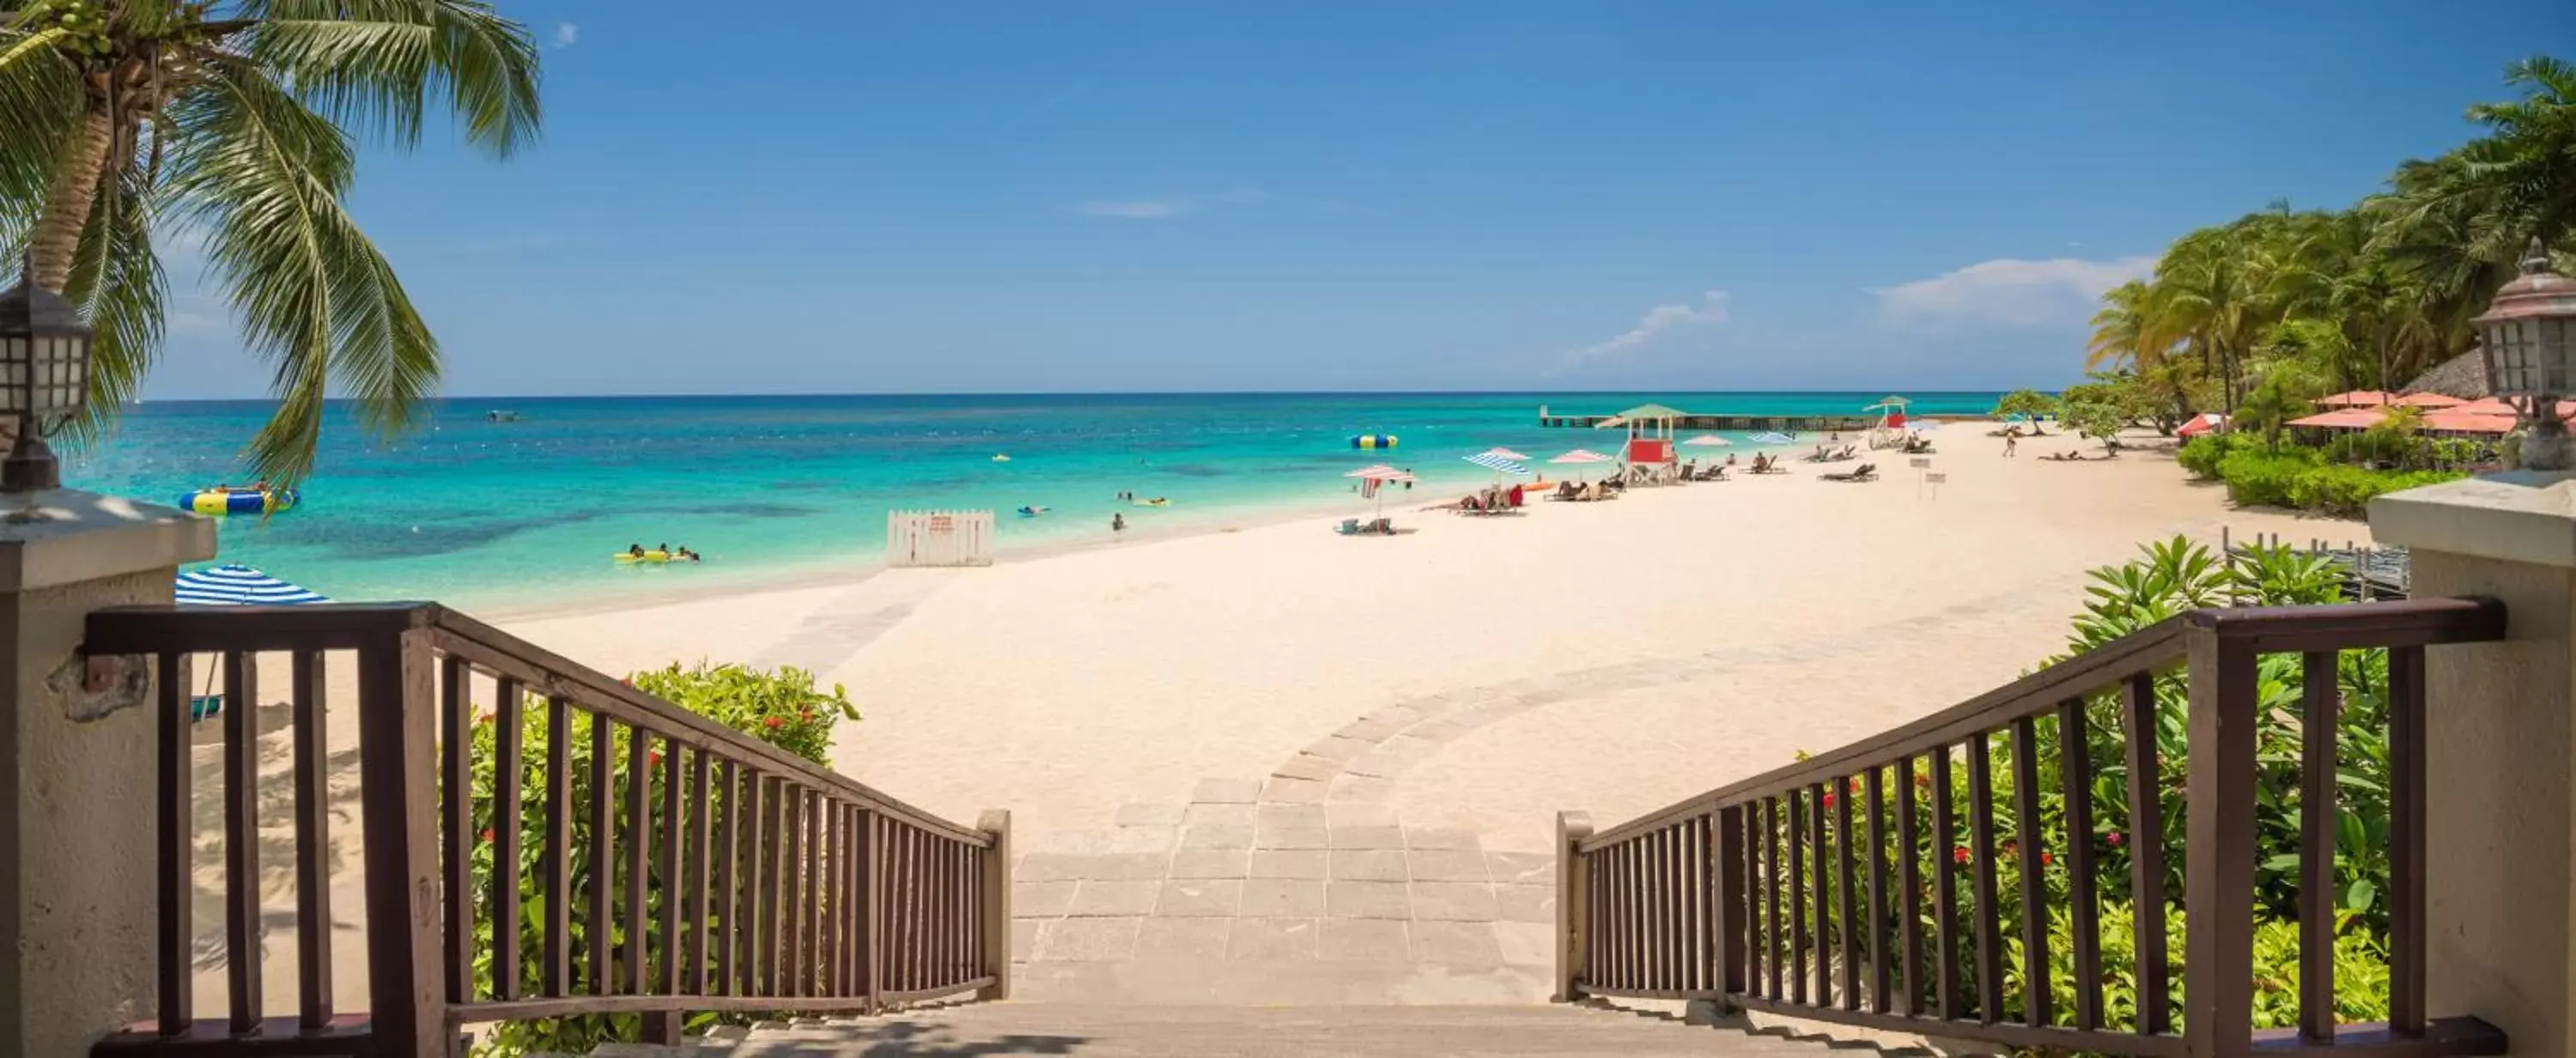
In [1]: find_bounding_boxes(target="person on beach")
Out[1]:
[1111,514,1127,533]
[2004,435,2019,458]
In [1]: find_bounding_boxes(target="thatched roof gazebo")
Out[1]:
[2403,349,2490,398]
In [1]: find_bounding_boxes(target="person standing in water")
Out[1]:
[1111,513,1127,533]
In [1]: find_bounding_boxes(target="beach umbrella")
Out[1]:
[1747,431,1795,446]
[1547,449,1613,465]
[1680,434,1731,447]
[1479,447,1532,461]
[1344,464,1414,520]
[1463,451,1534,478]
[175,563,328,606]
[2176,412,2227,438]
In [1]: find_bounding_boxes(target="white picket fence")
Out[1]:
[885,509,995,568]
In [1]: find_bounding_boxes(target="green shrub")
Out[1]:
[469,664,858,1056]
[2212,446,2460,517]
[2176,435,2235,478]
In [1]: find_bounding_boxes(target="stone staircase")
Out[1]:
[586,1002,1927,1056]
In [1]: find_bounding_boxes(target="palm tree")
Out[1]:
[0,0,540,485]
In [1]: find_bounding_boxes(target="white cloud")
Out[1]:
[552,22,579,47]
[166,294,226,337]
[1564,290,1730,367]
[1078,200,1190,219]
[1075,187,1267,221]
[1871,256,2153,327]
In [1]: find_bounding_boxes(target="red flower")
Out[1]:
[1914,773,1932,788]
[1821,791,1836,808]
[763,716,784,729]
[649,750,664,767]
[479,828,495,843]
[1952,847,1971,865]
[475,711,493,727]
[2106,830,2126,848]
[2040,851,2054,866]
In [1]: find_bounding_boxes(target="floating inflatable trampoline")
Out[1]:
[1351,434,1398,449]
[182,488,298,517]
[613,550,699,564]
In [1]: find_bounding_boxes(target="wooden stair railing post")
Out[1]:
[1554,811,1593,1002]
[2182,623,2258,1058]
[977,810,1012,1000]
[356,627,454,1057]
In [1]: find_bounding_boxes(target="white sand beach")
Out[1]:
[483,425,2354,1000]
[511,425,2343,849]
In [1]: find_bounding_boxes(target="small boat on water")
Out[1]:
[991,453,1012,462]
[487,410,523,423]
[1017,505,1049,517]
[1134,497,1170,508]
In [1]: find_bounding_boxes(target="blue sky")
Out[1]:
[146,0,2569,398]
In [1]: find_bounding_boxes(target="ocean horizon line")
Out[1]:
[125,386,2026,409]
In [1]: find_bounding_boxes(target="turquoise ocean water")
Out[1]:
[67,392,2002,612]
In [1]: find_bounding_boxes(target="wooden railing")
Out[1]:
[82,603,1007,1056]
[1556,598,2508,1058]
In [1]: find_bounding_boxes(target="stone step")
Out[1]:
[697,1002,1924,1057]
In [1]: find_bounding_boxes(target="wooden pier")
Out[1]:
[1536,404,1877,432]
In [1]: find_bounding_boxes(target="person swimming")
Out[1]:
[628,544,647,557]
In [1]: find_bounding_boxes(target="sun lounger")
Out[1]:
[1821,463,1879,482]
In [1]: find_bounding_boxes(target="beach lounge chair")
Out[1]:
[1551,480,1581,501]
[1336,518,1363,534]
[1822,463,1879,483]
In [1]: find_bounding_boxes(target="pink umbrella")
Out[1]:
[1548,449,1614,465]
[2176,412,2227,438]
[1344,465,1414,520]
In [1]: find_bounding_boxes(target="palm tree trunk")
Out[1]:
[26,107,115,295]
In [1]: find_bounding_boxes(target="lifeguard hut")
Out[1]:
[1864,396,1912,449]
[1597,403,1684,483]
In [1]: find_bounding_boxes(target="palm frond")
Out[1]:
[58,162,168,448]
[244,0,540,157]
[164,58,437,486]
[0,25,84,213]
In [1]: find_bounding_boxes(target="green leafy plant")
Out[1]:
[1993,389,2063,430]
[467,664,858,1056]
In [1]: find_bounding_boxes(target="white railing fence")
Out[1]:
[886,509,995,568]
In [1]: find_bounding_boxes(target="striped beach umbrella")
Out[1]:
[175,563,328,606]
[1680,434,1731,447]
[1479,447,1532,461]
[1463,451,1534,478]
[1547,449,1613,465]
[1747,431,1795,446]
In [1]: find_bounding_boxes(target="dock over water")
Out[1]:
[1537,404,1877,432]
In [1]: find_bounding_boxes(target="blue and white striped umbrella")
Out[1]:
[1462,451,1534,477]
[174,563,328,606]
[1747,431,1796,446]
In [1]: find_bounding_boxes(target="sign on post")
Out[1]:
[887,509,995,567]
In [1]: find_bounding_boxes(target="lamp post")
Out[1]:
[0,262,92,492]
[2477,239,2576,472]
